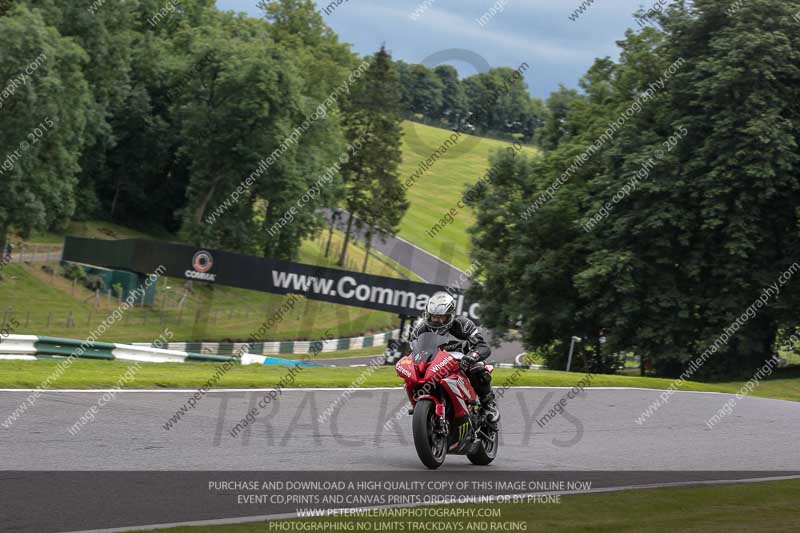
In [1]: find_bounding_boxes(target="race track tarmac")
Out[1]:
[1,388,798,532]
[2,387,797,471]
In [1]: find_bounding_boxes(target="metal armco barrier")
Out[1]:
[131,329,400,356]
[0,335,239,364]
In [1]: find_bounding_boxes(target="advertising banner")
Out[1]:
[63,238,480,320]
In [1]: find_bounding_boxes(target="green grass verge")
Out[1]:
[397,121,540,271]
[138,479,800,533]
[1,359,798,401]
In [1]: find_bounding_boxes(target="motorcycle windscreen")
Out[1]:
[411,332,452,363]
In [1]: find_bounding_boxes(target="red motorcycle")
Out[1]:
[395,332,499,469]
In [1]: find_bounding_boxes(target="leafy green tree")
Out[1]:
[519,97,547,143]
[534,85,582,150]
[133,0,216,34]
[406,64,444,119]
[468,25,678,374]
[0,4,92,249]
[468,0,800,378]
[258,0,354,260]
[463,67,533,136]
[176,23,305,254]
[338,46,408,267]
[433,65,468,127]
[96,26,186,231]
[176,3,354,261]
[25,0,138,217]
[261,0,356,99]
[393,60,414,116]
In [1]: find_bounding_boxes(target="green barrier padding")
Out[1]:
[279,341,294,354]
[36,336,118,351]
[217,343,234,356]
[185,342,203,353]
[185,353,239,363]
[308,341,323,354]
[34,338,115,360]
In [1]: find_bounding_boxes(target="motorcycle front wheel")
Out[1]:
[467,424,498,466]
[412,399,447,469]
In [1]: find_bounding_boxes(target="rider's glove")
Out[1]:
[461,352,479,370]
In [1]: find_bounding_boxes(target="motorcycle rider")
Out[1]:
[410,292,500,427]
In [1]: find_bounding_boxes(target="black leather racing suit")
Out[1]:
[410,316,493,402]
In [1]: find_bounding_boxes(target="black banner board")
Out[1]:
[62,237,480,320]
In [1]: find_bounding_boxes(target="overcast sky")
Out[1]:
[216,0,655,99]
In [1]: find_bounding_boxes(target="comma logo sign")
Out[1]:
[186,250,216,281]
[193,251,214,272]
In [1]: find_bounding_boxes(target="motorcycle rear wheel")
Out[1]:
[412,399,447,469]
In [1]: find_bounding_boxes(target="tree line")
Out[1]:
[467,0,800,378]
[0,0,409,266]
[393,60,547,143]
[0,0,559,267]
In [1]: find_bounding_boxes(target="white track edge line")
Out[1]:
[0,387,779,394]
[389,233,466,275]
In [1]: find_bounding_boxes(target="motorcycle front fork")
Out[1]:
[435,417,449,437]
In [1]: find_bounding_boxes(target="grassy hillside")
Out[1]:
[2,123,538,342]
[14,124,539,278]
[398,121,540,271]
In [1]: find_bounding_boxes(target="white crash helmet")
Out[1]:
[424,292,457,334]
